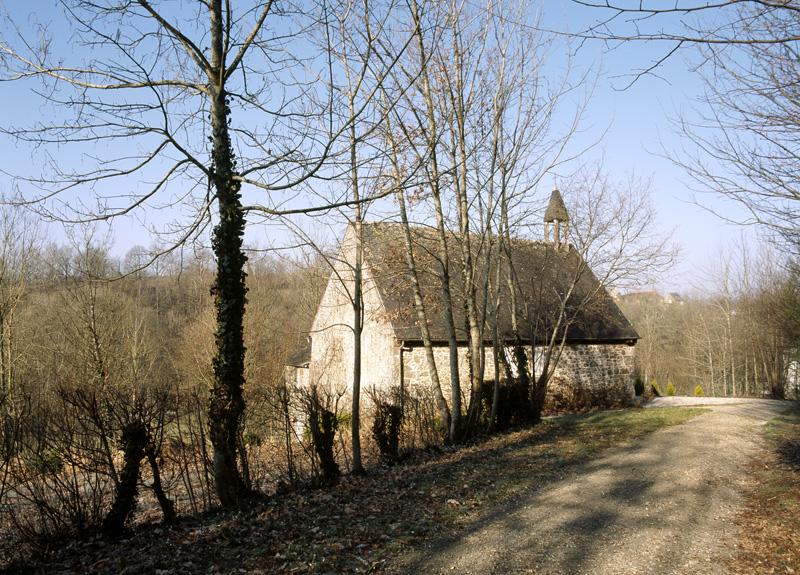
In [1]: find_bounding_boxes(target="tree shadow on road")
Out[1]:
[394,406,764,575]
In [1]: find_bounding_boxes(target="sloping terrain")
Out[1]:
[4,408,705,574]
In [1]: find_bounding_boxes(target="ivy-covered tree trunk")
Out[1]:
[207,0,249,507]
[514,341,532,421]
[530,373,549,424]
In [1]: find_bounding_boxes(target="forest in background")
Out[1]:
[620,248,799,399]
[0,222,323,555]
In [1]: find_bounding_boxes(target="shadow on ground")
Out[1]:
[394,401,794,575]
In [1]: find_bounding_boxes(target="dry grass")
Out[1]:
[731,405,800,575]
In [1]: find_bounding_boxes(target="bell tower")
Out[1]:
[544,188,570,250]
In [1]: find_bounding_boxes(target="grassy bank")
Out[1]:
[9,407,707,575]
[732,404,800,574]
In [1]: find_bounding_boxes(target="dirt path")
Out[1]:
[393,401,793,575]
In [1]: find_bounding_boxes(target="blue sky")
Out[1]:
[539,1,757,291]
[0,0,757,292]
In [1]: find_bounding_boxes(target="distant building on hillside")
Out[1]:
[618,290,686,306]
[664,293,685,305]
[786,355,799,399]
[285,338,310,387]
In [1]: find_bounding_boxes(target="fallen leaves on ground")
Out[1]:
[6,407,705,575]
[731,410,800,575]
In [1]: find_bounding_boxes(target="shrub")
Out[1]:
[481,378,533,429]
[399,386,440,450]
[336,412,352,429]
[242,431,263,447]
[650,380,662,397]
[666,381,676,396]
[694,384,704,397]
[23,448,64,475]
[634,378,645,397]
[368,387,404,466]
[543,378,631,414]
[302,388,340,486]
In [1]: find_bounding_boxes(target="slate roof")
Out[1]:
[362,223,639,345]
[544,189,570,222]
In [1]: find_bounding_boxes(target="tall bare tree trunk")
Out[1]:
[727,313,736,396]
[488,256,503,431]
[86,284,120,488]
[500,184,532,420]
[445,10,485,436]
[350,120,365,475]
[411,0,461,441]
[0,315,5,398]
[338,3,370,476]
[385,110,452,436]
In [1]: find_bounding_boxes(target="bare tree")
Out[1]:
[400,0,466,441]
[0,207,37,403]
[379,0,587,439]
[572,0,800,258]
[0,0,412,504]
[383,93,453,439]
[330,0,394,475]
[0,206,38,516]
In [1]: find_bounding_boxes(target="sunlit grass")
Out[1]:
[436,407,709,521]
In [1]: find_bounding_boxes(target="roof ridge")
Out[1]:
[361,220,552,246]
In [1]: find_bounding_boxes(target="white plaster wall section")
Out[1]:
[358,254,400,392]
[309,224,402,398]
[309,226,357,396]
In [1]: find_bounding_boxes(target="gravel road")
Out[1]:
[393,400,794,575]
